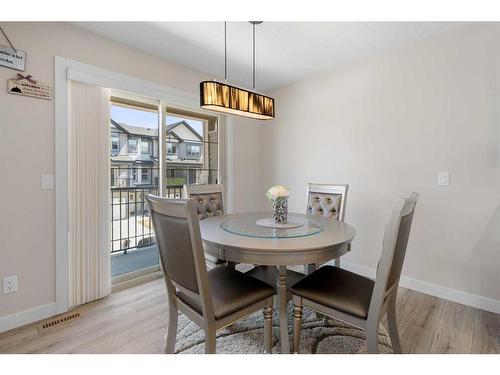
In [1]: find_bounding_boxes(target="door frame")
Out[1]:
[55,57,233,314]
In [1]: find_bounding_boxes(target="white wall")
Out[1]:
[260,23,500,307]
[230,117,265,212]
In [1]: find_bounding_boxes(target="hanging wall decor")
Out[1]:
[8,73,52,100]
[0,45,26,71]
[0,27,26,71]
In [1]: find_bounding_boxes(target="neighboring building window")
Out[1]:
[167,142,177,155]
[141,168,150,183]
[141,139,150,155]
[111,135,120,152]
[132,168,138,182]
[188,169,198,184]
[187,144,201,156]
[128,138,138,153]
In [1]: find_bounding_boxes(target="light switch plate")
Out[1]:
[3,275,18,294]
[41,174,54,190]
[438,172,450,186]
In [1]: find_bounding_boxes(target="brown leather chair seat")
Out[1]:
[178,266,275,319]
[290,265,374,319]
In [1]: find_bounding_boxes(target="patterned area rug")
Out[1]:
[175,304,393,354]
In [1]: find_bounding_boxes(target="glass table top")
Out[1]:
[220,213,324,239]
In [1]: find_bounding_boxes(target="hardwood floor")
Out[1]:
[0,277,499,354]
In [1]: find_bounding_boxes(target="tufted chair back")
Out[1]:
[184,184,224,220]
[306,183,348,221]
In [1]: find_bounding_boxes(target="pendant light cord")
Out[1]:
[252,22,256,90]
[224,22,227,82]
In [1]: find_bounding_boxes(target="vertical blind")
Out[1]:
[68,80,111,308]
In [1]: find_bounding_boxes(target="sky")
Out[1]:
[110,105,204,136]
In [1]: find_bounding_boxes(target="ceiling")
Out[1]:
[76,22,467,91]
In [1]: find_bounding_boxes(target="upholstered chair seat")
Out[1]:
[178,266,275,319]
[290,265,374,319]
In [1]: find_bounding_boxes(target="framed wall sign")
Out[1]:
[8,73,52,100]
[0,45,26,71]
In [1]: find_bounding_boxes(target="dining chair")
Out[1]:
[291,192,419,354]
[306,183,348,268]
[246,183,349,290]
[183,184,227,269]
[146,195,275,354]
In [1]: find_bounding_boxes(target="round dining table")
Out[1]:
[199,212,356,353]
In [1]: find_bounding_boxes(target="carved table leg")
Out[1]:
[277,266,290,353]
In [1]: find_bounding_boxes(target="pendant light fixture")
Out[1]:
[200,21,275,120]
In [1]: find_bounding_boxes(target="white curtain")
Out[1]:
[68,80,111,308]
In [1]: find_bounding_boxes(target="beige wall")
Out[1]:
[260,23,500,302]
[0,22,221,318]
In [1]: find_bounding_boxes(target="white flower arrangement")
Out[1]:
[266,185,290,201]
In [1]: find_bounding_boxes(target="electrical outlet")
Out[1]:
[3,275,18,294]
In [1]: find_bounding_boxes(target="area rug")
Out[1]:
[175,304,393,354]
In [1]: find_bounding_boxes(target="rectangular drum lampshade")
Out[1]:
[200,81,275,120]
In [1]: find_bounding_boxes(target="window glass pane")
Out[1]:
[110,102,160,278]
[165,112,218,196]
[141,140,150,154]
[167,142,177,155]
[128,138,138,153]
[111,135,119,151]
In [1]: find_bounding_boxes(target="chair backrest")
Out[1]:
[369,192,419,319]
[145,195,214,316]
[184,184,224,220]
[306,183,349,221]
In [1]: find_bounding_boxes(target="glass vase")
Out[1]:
[273,197,288,223]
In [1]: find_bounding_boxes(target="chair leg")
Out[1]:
[205,328,216,354]
[263,297,273,354]
[292,296,303,354]
[386,295,402,353]
[366,321,379,354]
[165,299,178,354]
[333,257,341,267]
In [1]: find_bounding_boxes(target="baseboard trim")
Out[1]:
[340,261,500,315]
[111,271,162,294]
[0,302,57,333]
[2,262,499,334]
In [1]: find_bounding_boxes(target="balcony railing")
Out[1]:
[110,164,218,254]
[110,184,183,254]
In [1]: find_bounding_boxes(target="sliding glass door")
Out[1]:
[109,94,223,284]
[109,95,161,279]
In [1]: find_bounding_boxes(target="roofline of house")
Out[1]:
[167,120,203,141]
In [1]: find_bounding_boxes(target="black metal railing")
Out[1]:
[110,164,218,254]
[110,184,184,254]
